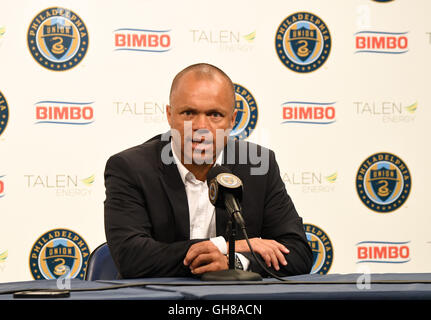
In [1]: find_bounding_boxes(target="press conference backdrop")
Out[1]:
[0,0,430,282]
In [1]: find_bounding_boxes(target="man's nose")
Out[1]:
[192,114,210,131]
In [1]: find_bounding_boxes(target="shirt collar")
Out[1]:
[171,141,223,184]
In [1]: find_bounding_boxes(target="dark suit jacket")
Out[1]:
[104,133,313,278]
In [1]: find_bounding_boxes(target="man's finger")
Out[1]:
[184,241,213,266]
[253,242,285,270]
[273,246,288,266]
[259,250,272,268]
[191,256,228,274]
[189,253,213,270]
[266,241,288,267]
[273,241,290,254]
[191,263,214,275]
[268,249,280,271]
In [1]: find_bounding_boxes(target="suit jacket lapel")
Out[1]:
[158,138,190,241]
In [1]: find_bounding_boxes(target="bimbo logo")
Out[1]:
[356,241,410,264]
[282,101,336,124]
[114,28,171,52]
[35,100,94,125]
[355,31,408,54]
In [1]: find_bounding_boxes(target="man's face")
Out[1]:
[167,72,236,165]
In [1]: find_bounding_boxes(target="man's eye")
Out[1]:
[210,112,222,118]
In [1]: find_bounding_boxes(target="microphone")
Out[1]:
[207,166,245,228]
[203,166,292,282]
[201,165,262,281]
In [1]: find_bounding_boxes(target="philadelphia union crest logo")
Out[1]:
[29,229,90,280]
[0,90,8,137]
[356,152,411,213]
[275,12,331,73]
[27,7,89,71]
[231,83,258,140]
[304,223,333,274]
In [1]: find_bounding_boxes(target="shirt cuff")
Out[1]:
[210,237,250,271]
[236,253,250,271]
[210,236,228,255]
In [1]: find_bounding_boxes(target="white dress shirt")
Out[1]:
[171,142,250,270]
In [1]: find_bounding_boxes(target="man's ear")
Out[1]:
[166,105,172,126]
[230,108,238,129]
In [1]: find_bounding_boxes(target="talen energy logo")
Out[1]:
[27,7,89,71]
[304,223,333,274]
[35,100,94,125]
[29,229,90,280]
[25,173,95,197]
[231,83,258,140]
[114,28,171,52]
[282,171,338,193]
[0,90,9,137]
[354,100,417,123]
[0,250,7,271]
[114,100,167,124]
[355,31,408,54]
[275,12,331,73]
[356,152,411,213]
[190,29,256,52]
[282,101,336,125]
[356,241,410,264]
[0,26,5,47]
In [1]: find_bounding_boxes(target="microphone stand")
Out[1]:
[201,205,262,281]
[228,220,235,271]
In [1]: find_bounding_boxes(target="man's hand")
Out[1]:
[233,238,289,271]
[184,241,228,275]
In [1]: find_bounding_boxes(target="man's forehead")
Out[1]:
[175,70,227,89]
[170,65,234,100]
[176,63,229,81]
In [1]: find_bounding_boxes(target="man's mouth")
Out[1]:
[192,139,211,147]
[192,137,211,143]
[188,136,213,152]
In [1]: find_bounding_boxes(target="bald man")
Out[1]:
[104,63,312,278]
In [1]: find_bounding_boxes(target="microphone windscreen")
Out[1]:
[206,165,231,185]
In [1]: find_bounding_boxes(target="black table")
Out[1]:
[1,273,430,317]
